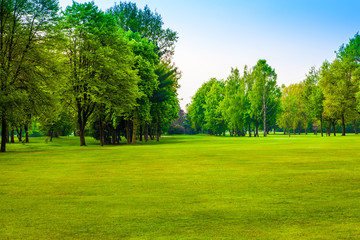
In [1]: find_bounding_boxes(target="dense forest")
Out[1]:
[186,34,360,137]
[0,0,180,152]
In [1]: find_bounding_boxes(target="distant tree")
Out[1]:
[242,66,255,137]
[204,79,226,135]
[303,67,324,136]
[337,33,360,64]
[187,81,214,133]
[277,84,299,136]
[319,59,358,136]
[249,60,281,137]
[219,68,246,136]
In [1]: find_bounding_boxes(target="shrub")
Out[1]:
[168,124,185,135]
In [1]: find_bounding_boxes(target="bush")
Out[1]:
[168,124,185,135]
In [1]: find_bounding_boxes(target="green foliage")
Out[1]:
[109,2,178,59]
[0,0,60,151]
[60,2,140,145]
[219,68,247,135]
[204,78,226,135]
[187,80,214,133]
[277,83,305,134]
[188,60,280,137]
[168,124,185,135]
[249,59,281,136]
[319,59,359,135]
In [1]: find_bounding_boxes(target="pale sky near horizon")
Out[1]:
[58,0,360,110]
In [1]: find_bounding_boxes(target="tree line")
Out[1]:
[187,34,360,137]
[0,0,180,152]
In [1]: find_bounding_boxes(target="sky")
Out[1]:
[58,0,360,110]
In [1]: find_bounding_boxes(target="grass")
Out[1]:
[1,134,360,239]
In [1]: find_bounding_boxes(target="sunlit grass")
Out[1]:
[1,134,360,239]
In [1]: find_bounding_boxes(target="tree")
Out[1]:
[124,31,159,144]
[277,84,299,136]
[0,0,59,152]
[187,81,214,133]
[249,60,281,137]
[219,68,246,136]
[204,79,225,135]
[61,2,139,146]
[150,62,180,141]
[319,59,358,136]
[303,67,324,136]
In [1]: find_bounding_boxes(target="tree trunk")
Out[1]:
[1,116,6,152]
[255,123,259,137]
[305,127,307,135]
[288,127,291,137]
[112,128,116,144]
[149,125,154,140]
[320,116,323,137]
[263,111,267,137]
[341,114,345,136]
[99,118,104,146]
[353,119,358,134]
[78,109,87,146]
[25,124,29,143]
[332,121,336,136]
[263,87,267,137]
[126,120,131,144]
[144,124,149,142]
[248,123,252,137]
[5,124,9,143]
[156,120,160,142]
[50,130,53,142]
[10,128,14,143]
[327,121,331,136]
[139,124,143,141]
[16,128,22,142]
[132,113,138,145]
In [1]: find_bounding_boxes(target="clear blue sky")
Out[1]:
[58,0,360,110]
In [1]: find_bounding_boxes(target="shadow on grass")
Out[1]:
[1,135,200,155]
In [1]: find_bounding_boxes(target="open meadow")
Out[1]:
[1,134,360,239]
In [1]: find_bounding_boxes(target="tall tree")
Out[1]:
[303,67,324,136]
[319,59,358,136]
[187,81,214,133]
[219,68,246,136]
[150,62,180,141]
[277,84,299,136]
[249,60,281,137]
[124,31,159,144]
[61,2,139,146]
[0,0,59,152]
[203,79,225,135]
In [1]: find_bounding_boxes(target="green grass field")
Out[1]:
[1,134,360,239]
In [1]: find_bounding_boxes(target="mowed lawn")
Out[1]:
[1,134,360,239]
